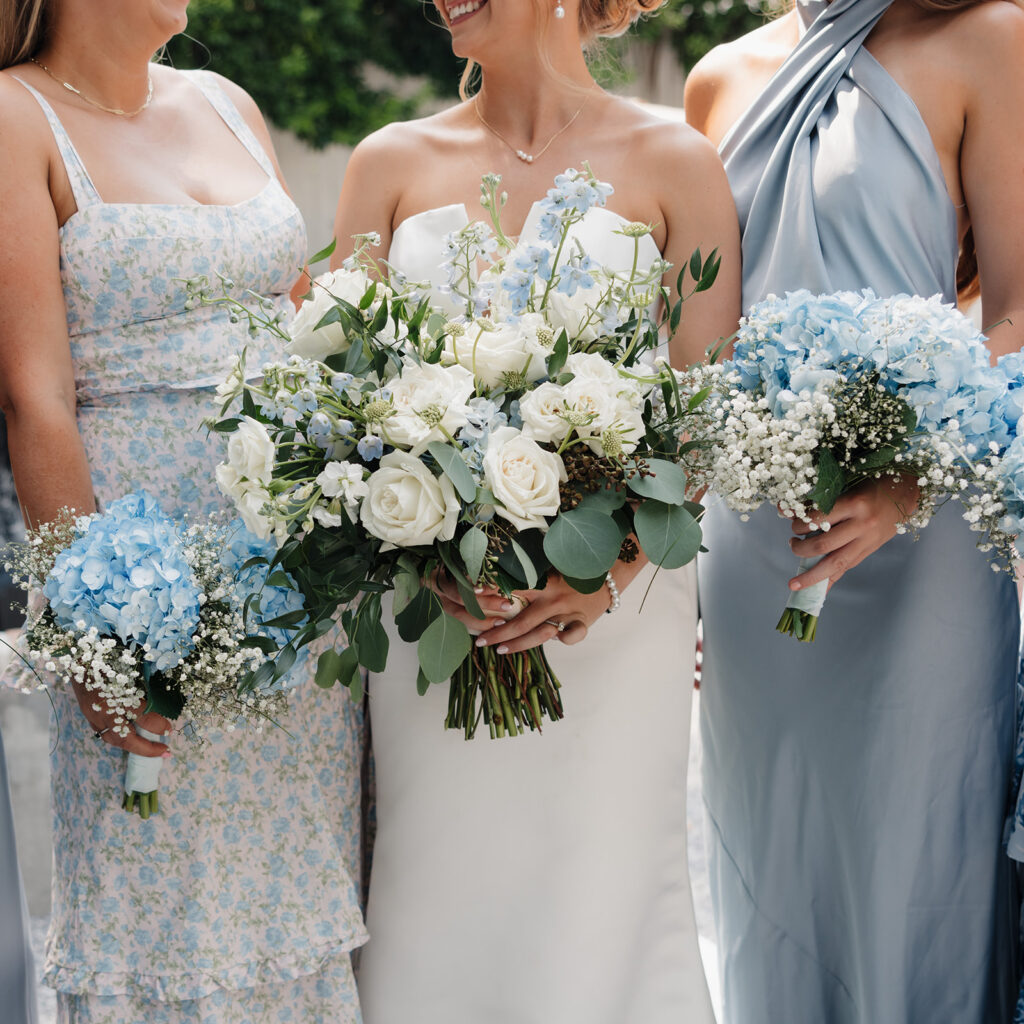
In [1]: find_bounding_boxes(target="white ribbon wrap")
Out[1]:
[784,555,829,617]
[123,724,167,795]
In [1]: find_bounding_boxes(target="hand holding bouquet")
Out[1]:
[3,492,306,814]
[208,167,722,738]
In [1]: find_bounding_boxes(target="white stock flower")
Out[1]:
[286,268,371,360]
[380,360,475,453]
[483,426,567,532]
[316,460,369,519]
[360,452,460,549]
[519,382,570,446]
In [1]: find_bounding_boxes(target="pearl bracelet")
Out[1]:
[604,571,621,614]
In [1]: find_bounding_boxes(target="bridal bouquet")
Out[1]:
[3,492,306,815]
[690,289,1006,641]
[208,167,720,738]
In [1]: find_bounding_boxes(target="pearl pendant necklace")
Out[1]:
[474,91,595,166]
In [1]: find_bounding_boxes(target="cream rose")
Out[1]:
[380,361,475,453]
[224,416,274,484]
[519,382,570,447]
[448,319,549,390]
[562,375,645,456]
[483,426,566,532]
[360,452,460,549]
[544,282,605,345]
[286,268,372,360]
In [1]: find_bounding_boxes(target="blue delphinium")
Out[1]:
[221,524,309,688]
[43,492,202,672]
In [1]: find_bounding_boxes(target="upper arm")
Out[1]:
[959,5,1024,357]
[331,125,411,271]
[0,80,76,418]
[683,50,726,139]
[652,128,742,368]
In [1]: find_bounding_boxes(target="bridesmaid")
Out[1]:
[687,1,1024,1021]
[0,1,366,1021]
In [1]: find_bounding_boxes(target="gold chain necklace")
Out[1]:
[473,90,594,165]
[31,57,154,117]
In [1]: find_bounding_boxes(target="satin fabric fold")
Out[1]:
[699,1,1019,1020]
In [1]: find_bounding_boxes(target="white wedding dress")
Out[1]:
[356,201,714,1024]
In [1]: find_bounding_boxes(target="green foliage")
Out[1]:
[166,0,459,147]
[166,0,773,149]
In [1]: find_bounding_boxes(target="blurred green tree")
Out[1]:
[165,0,768,148]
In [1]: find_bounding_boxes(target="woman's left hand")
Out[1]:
[473,573,615,654]
[788,474,919,592]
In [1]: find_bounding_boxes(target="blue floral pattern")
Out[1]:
[9,71,366,1021]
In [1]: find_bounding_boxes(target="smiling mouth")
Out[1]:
[447,0,489,26]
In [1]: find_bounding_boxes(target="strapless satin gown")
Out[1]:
[698,2,1019,1022]
[354,202,715,1024]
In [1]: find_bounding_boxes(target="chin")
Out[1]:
[151,0,189,35]
[438,0,495,57]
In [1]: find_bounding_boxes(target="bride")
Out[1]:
[333,1,740,1020]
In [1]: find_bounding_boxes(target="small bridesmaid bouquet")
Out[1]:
[690,290,1010,640]
[3,492,305,815]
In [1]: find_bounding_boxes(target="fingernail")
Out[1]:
[475,637,487,647]
[492,619,506,628]
[790,582,801,591]
[161,750,173,759]
[474,586,484,594]
[501,602,516,611]
[496,645,509,655]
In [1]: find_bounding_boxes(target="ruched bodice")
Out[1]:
[722,0,957,308]
[698,3,1019,1021]
[8,70,367,1017]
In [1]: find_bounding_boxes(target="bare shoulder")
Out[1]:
[945,0,1024,73]
[183,68,269,133]
[348,103,469,169]
[623,108,727,182]
[0,69,54,148]
[685,16,795,113]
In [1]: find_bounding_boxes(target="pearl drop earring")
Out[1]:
[554,0,566,18]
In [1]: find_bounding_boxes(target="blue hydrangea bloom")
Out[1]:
[43,491,202,672]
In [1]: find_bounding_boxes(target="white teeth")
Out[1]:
[450,0,483,19]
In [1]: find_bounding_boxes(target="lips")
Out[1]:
[447,0,489,26]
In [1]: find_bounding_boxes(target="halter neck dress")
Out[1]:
[8,70,367,1023]
[697,3,1020,1021]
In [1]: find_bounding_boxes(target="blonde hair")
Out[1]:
[0,0,49,70]
[458,0,667,98]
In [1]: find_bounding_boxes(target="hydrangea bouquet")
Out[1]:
[690,290,1006,641]
[208,167,720,738]
[3,492,307,815]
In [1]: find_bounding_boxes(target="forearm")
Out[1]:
[5,404,94,526]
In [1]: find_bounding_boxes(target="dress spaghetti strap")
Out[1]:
[9,76,102,211]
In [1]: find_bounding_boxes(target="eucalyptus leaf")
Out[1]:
[634,501,703,569]
[561,574,608,595]
[416,667,432,696]
[543,508,623,579]
[460,527,489,584]
[625,459,689,506]
[392,570,420,616]
[315,648,345,689]
[307,238,337,265]
[352,595,389,672]
[417,613,472,685]
[548,330,569,376]
[509,536,538,589]
[574,487,626,514]
[395,586,443,642]
[427,441,477,502]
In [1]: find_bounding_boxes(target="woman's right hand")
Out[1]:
[72,677,172,757]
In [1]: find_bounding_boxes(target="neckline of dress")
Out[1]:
[391,201,663,259]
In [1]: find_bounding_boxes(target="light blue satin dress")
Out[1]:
[698,2,1020,1021]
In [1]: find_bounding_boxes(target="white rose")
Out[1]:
[544,282,604,344]
[380,360,475,453]
[562,376,645,456]
[360,451,460,549]
[225,416,274,484]
[483,426,566,532]
[519,382,570,446]
[286,268,372,360]
[448,319,547,389]
[235,485,275,541]
[316,460,369,519]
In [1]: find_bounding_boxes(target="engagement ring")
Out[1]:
[544,619,567,633]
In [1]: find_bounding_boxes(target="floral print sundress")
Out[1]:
[9,70,367,1024]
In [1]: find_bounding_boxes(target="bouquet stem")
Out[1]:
[122,724,167,817]
[447,645,563,739]
[776,553,828,643]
